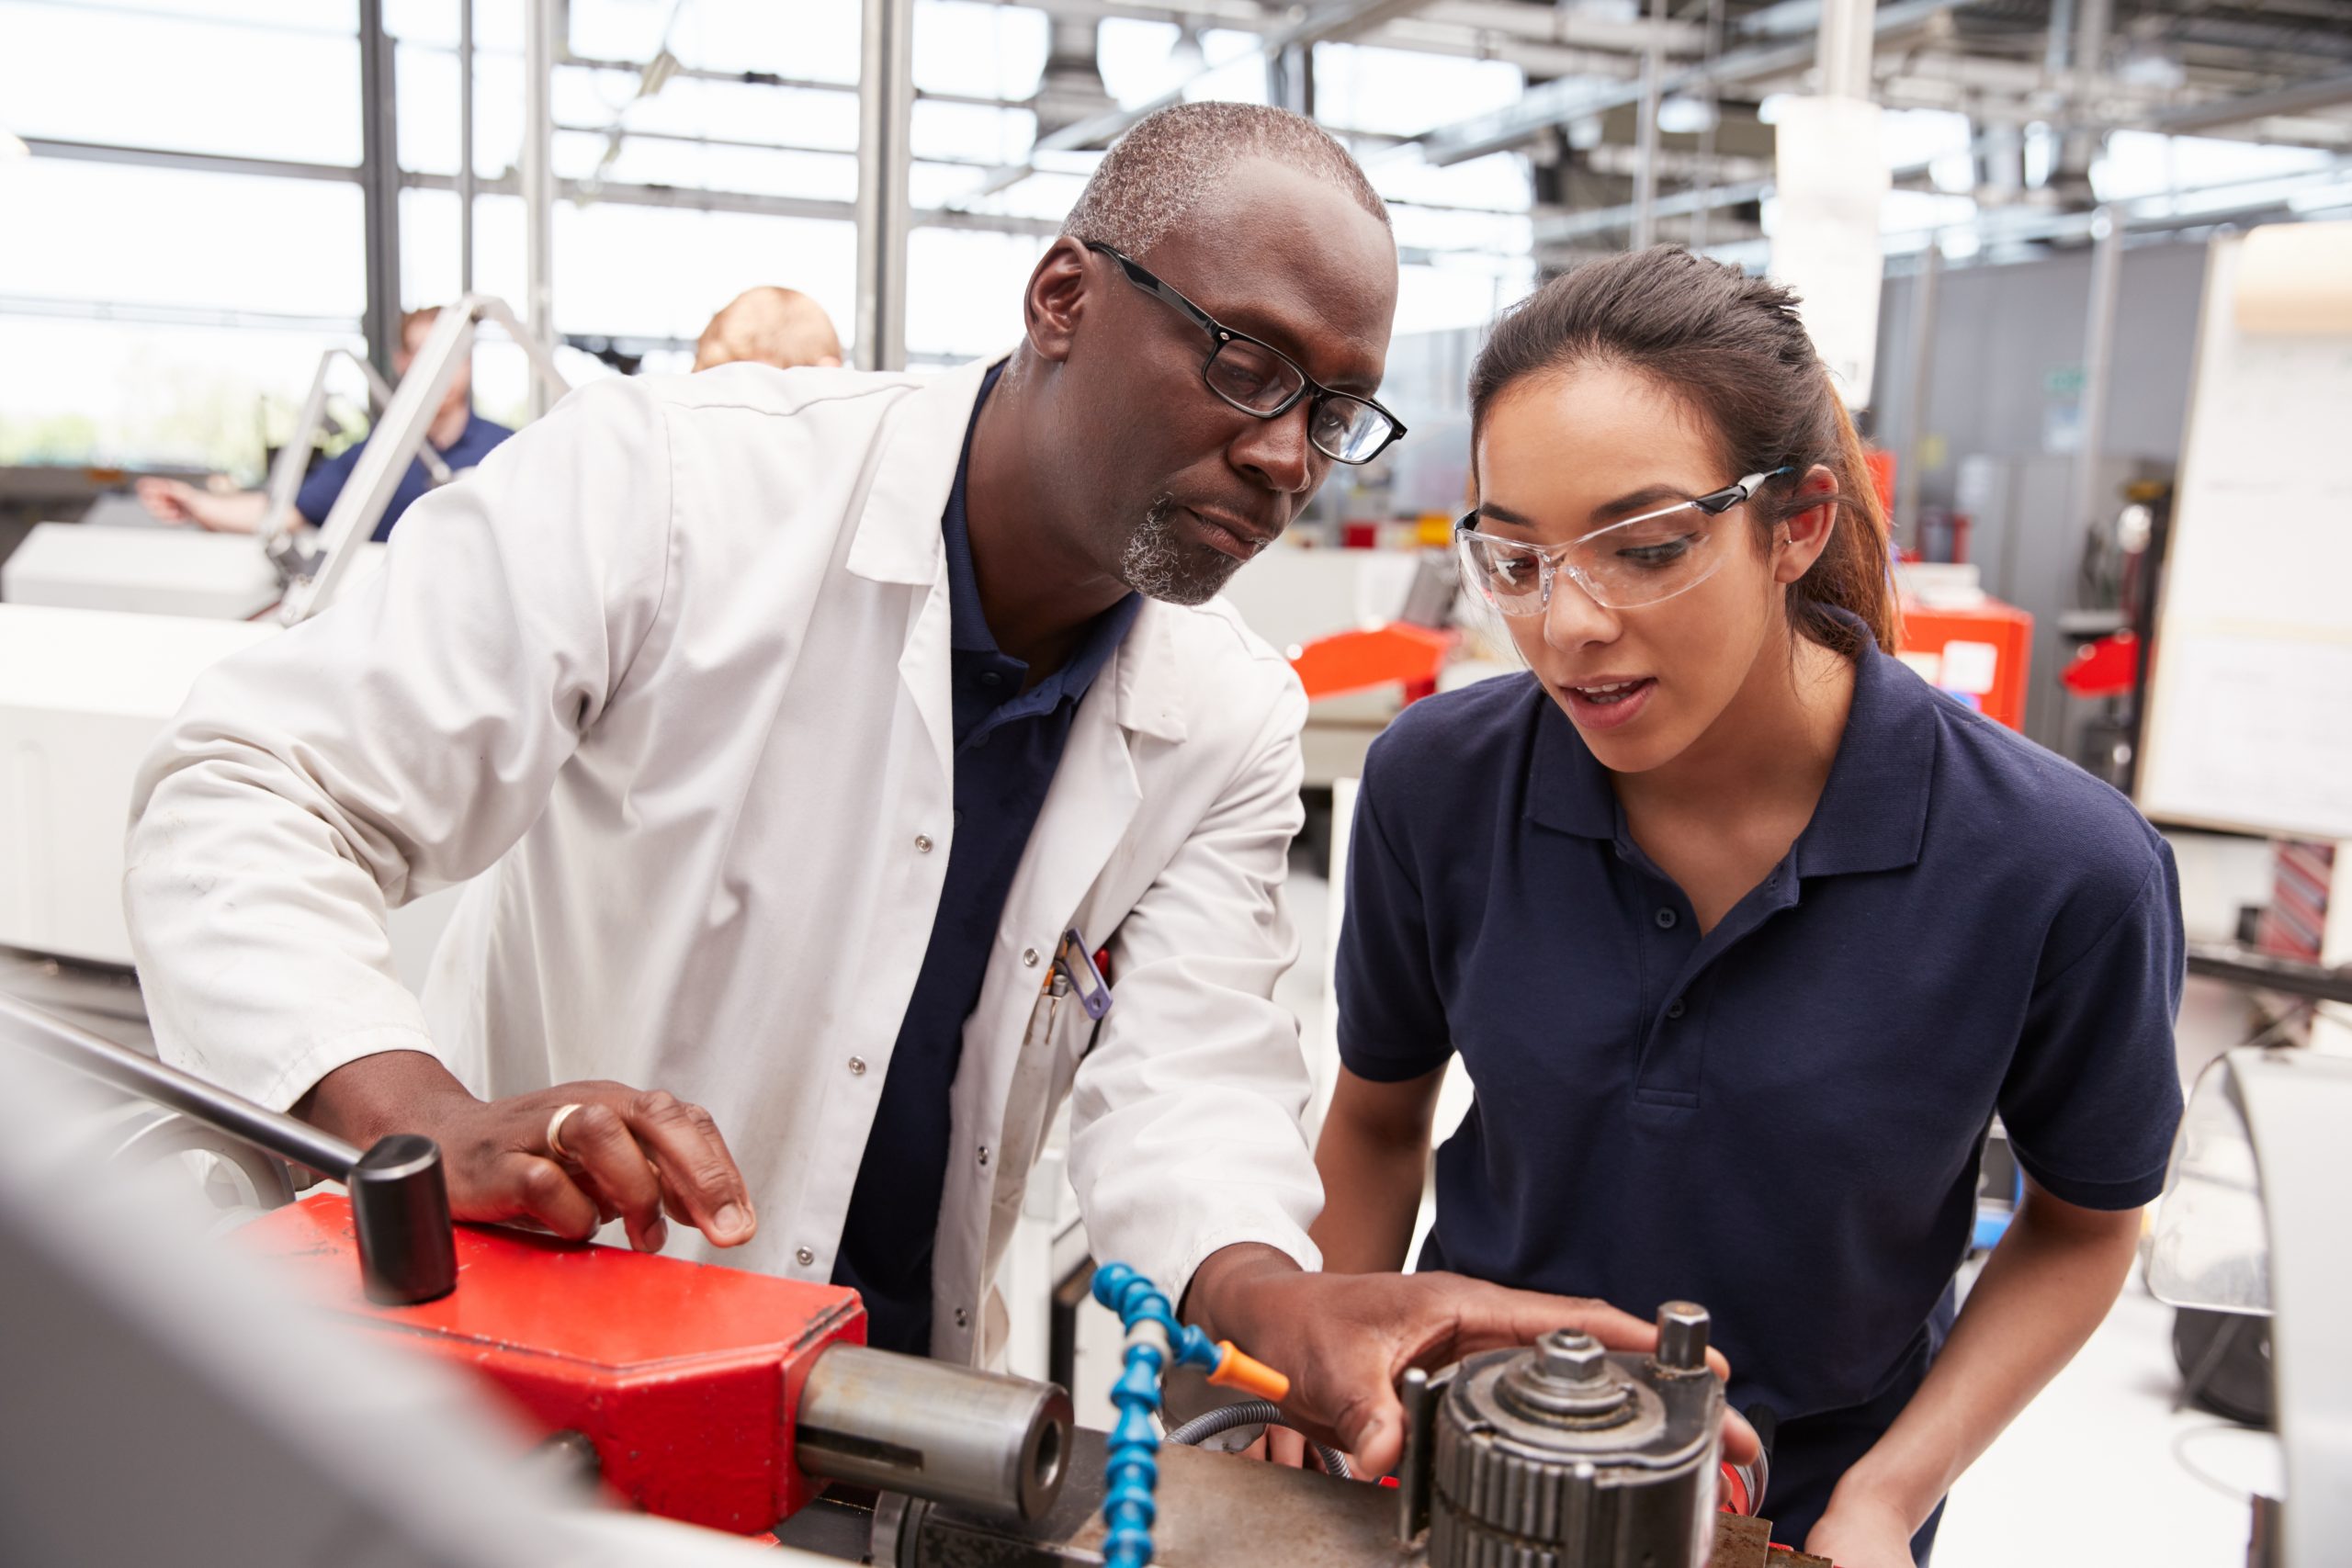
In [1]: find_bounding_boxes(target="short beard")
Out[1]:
[1119,495,1245,606]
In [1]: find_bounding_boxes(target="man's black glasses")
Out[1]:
[1084,241,1407,466]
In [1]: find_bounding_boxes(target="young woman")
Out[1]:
[1317,249,2184,1566]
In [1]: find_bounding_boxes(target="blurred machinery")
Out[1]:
[2146,1044,2352,1568]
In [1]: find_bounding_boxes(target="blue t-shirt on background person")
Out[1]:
[294,412,514,542]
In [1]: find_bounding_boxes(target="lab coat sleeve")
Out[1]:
[1066,677,1323,1309]
[123,378,676,1110]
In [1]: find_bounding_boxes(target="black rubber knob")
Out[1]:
[349,1134,458,1305]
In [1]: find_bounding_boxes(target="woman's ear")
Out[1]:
[1773,465,1840,586]
[1023,238,1091,364]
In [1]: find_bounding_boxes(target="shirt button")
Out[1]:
[978,1145,991,1167]
[848,1055,866,1076]
[980,671,1002,688]
[914,834,933,854]
[1666,998,1686,1020]
[1655,908,1679,930]
[795,1247,815,1267]
[1023,948,1040,967]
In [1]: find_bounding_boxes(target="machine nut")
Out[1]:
[1655,1302,1711,1372]
[1535,1330,1610,1384]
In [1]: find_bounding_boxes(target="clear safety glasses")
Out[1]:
[1085,242,1408,465]
[1454,468,1792,615]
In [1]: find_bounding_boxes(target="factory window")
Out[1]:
[0,1,362,165]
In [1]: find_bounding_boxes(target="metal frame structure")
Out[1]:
[275,295,569,626]
[9,0,2352,394]
[255,346,450,565]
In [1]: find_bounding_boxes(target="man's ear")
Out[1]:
[1023,238,1092,364]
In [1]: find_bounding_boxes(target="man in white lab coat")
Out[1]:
[125,104,1661,1477]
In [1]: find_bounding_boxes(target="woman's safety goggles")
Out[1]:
[1454,468,1792,615]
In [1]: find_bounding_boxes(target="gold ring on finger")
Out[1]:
[546,1102,585,1163]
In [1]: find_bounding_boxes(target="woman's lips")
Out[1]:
[1556,676,1657,732]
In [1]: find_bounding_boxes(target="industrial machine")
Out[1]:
[2,988,1817,1568]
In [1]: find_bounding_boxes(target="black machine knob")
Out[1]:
[349,1134,457,1305]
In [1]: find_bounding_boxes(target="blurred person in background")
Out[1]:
[136,305,511,543]
[692,286,843,372]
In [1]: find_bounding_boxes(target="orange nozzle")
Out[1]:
[1207,1341,1291,1404]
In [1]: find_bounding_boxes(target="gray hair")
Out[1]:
[1059,101,1389,256]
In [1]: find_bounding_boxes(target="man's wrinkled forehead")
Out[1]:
[1138,161,1397,390]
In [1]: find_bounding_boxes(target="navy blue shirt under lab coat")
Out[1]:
[1336,636,2185,1551]
[294,412,513,542]
[833,365,1141,1356]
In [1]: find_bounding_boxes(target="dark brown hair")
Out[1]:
[1468,247,1898,659]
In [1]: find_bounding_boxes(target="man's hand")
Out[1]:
[1804,1490,1917,1568]
[133,476,270,533]
[297,1049,755,1253]
[135,476,202,525]
[1182,1245,1751,1480]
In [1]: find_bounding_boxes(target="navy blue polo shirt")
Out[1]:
[295,412,513,541]
[834,364,1141,1355]
[1337,637,2184,1547]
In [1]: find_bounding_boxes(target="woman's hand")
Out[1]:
[1804,1491,1918,1568]
[1181,1244,1747,1480]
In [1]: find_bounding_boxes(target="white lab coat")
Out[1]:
[125,356,1324,1364]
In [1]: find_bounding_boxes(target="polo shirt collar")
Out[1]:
[1525,617,1938,879]
[1792,628,1938,877]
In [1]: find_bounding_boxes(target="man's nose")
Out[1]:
[1230,401,1320,496]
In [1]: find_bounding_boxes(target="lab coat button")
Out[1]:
[955,1307,970,1329]
[978,1145,991,1167]
[914,834,933,853]
[848,1055,867,1076]
[795,1247,815,1267]
[1022,948,1040,967]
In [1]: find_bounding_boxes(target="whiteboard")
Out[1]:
[2137,225,2352,841]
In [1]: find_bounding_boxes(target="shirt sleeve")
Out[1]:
[293,442,361,525]
[1334,750,1454,1084]
[1996,835,2187,1210]
[124,378,676,1111]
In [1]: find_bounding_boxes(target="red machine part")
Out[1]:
[2062,628,2140,699]
[239,1192,863,1534]
[1290,621,1457,704]
[1898,597,2034,732]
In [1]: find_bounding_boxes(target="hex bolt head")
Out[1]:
[1536,1329,1610,1384]
[1656,1302,1711,1371]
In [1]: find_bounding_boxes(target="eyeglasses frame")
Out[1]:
[1082,240,1408,466]
[1454,467,1795,614]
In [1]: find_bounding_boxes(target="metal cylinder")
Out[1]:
[796,1344,1072,1522]
[1655,1302,1711,1372]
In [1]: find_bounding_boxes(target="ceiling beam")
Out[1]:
[953,0,1439,202]
[2149,72,2352,134]
[1415,0,1956,165]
